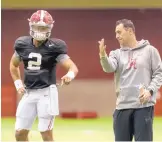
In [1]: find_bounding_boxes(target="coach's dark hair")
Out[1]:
[116,19,135,33]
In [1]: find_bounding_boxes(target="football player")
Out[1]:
[10,10,78,141]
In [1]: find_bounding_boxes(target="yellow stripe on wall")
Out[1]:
[2,0,162,9]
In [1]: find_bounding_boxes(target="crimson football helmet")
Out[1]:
[28,10,54,41]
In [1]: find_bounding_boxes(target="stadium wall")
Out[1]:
[2,0,162,9]
[2,9,162,116]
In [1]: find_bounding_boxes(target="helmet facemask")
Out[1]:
[29,23,53,41]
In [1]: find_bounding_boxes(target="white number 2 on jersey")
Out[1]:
[27,53,42,70]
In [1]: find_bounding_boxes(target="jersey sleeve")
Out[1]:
[55,39,68,54]
[13,36,29,60]
[14,39,20,51]
[56,40,69,63]
[13,38,22,60]
[13,37,25,57]
[51,39,69,63]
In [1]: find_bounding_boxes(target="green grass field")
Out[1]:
[1,117,162,141]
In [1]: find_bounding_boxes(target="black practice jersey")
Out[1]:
[14,36,67,89]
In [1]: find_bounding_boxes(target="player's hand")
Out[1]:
[17,87,26,98]
[98,38,107,57]
[139,86,151,104]
[61,75,72,86]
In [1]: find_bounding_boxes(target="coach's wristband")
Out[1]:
[66,71,75,79]
[14,79,23,91]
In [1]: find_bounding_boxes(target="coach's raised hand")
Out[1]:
[98,38,107,57]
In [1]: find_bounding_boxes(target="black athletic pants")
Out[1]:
[113,106,154,141]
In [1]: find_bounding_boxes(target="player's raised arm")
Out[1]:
[10,52,25,96]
